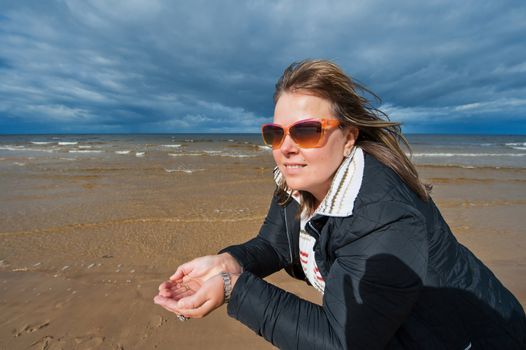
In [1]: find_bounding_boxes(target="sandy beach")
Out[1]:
[1,145,525,349]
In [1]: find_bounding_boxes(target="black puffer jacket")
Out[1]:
[221,153,526,349]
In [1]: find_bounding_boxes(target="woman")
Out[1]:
[154,60,526,349]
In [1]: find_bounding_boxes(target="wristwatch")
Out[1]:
[220,272,233,303]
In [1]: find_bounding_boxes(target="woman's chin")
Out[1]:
[284,181,306,193]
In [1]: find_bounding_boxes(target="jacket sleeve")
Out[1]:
[227,202,428,350]
[219,193,294,278]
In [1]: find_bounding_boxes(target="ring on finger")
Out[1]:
[177,314,189,322]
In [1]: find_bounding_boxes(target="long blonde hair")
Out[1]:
[273,59,431,215]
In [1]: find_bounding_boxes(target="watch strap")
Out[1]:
[220,272,233,303]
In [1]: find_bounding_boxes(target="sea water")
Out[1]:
[0,134,524,169]
[405,134,526,168]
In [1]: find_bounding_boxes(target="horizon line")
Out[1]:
[1,132,525,137]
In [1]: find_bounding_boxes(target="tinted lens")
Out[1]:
[262,125,285,147]
[290,121,322,147]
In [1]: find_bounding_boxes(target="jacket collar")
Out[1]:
[273,146,365,218]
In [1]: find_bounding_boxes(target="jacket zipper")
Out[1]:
[306,220,321,240]
[283,207,293,264]
[306,220,327,279]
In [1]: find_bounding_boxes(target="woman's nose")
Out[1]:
[280,134,299,154]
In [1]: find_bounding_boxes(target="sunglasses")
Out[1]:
[261,118,341,149]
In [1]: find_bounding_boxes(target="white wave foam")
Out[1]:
[135,152,145,157]
[13,162,26,166]
[202,151,256,158]
[220,154,255,158]
[59,157,77,161]
[258,145,272,151]
[412,152,526,157]
[168,153,203,156]
[59,142,78,145]
[162,144,182,148]
[33,148,56,153]
[69,150,103,153]
[164,168,205,173]
[0,145,55,153]
[511,146,526,150]
[31,141,54,145]
[0,145,24,151]
[115,150,131,154]
[505,142,526,147]
[78,145,92,149]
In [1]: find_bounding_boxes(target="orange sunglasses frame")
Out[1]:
[261,118,341,149]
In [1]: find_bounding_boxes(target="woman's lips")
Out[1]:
[282,163,306,175]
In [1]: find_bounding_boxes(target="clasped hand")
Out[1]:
[154,253,242,319]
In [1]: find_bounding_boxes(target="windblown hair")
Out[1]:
[273,59,431,215]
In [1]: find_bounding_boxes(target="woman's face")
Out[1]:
[272,92,358,203]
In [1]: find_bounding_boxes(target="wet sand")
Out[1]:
[1,153,525,349]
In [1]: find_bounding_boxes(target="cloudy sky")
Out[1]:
[1,0,525,134]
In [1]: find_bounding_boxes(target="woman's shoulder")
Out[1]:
[348,152,433,235]
[357,152,417,204]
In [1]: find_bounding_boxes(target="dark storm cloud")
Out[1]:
[0,0,525,133]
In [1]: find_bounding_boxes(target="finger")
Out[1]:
[158,283,174,297]
[153,295,175,308]
[155,295,198,318]
[159,280,194,298]
[158,289,172,298]
[171,289,195,301]
[169,280,186,290]
[154,295,183,315]
[157,288,186,299]
[158,280,184,297]
[176,286,209,310]
[170,263,192,281]
[158,280,173,292]
[171,281,196,294]
[154,295,180,311]
[177,298,219,319]
[157,280,198,299]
